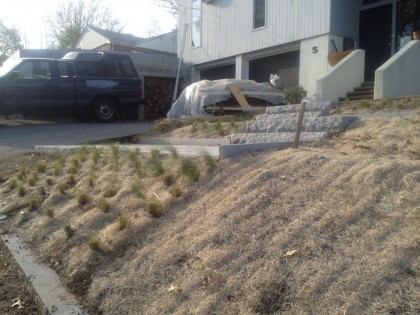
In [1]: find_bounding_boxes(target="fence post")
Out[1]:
[293,101,306,148]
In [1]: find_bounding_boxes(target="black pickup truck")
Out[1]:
[0,51,143,122]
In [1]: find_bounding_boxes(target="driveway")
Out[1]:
[0,118,154,157]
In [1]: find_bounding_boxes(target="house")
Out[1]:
[177,0,420,102]
[75,26,178,56]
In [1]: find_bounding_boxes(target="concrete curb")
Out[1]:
[35,144,220,158]
[0,234,87,315]
[138,137,230,146]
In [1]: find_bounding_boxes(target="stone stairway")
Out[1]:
[338,81,374,101]
[230,101,357,146]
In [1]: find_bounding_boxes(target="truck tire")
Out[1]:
[93,98,117,123]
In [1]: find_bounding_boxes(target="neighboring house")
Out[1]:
[75,26,178,56]
[178,0,420,101]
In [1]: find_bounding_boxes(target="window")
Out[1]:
[57,62,70,78]
[254,0,266,29]
[192,0,201,47]
[121,57,135,77]
[17,61,51,80]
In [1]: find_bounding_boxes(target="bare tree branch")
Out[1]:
[47,0,123,48]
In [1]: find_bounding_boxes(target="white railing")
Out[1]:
[316,49,365,102]
[374,40,420,99]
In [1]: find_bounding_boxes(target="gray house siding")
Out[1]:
[179,0,332,65]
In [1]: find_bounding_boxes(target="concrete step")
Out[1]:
[138,137,230,146]
[231,132,330,144]
[338,94,374,101]
[246,115,358,133]
[265,101,336,115]
[255,111,328,121]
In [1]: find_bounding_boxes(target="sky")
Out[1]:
[0,0,177,49]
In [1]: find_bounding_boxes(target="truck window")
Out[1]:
[57,61,70,78]
[107,57,123,77]
[18,61,51,80]
[121,58,135,77]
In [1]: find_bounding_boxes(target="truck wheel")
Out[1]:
[93,98,117,122]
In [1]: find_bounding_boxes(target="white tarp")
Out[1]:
[167,79,284,118]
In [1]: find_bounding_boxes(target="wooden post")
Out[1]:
[293,101,306,148]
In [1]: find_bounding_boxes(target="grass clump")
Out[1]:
[53,163,62,176]
[181,157,199,181]
[162,173,175,186]
[17,166,28,180]
[38,186,47,196]
[200,149,217,170]
[86,170,96,188]
[71,157,80,168]
[99,199,111,213]
[45,208,55,218]
[17,184,26,197]
[77,145,89,162]
[8,177,18,190]
[118,216,128,230]
[131,180,145,199]
[104,184,118,198]
[36,161,48,173]
[191,121,198,133]
[46,177,53,186]
[57,181,68,194]
[90,146,103,164]
[28,173,37,186]
[28,197,40,211]
[76,191,91,206]
[169,185,183,198]
[0,172,5,183]
[164,145,180,161]
[64,225,75,239]
[147,157,164,177]
[145,199,163,218]
[88,236,100,251]
[360,100,369,108]
[214,120,224,136]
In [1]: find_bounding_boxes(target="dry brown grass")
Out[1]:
[0,113,419,315]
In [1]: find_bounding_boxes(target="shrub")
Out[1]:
[284,87,307,104]
[88,236,100,251]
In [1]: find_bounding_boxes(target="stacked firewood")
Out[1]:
[144,77,177,120]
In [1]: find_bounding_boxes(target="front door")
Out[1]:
[359,4,393,81]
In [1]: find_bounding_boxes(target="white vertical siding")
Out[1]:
[179,0,332,65]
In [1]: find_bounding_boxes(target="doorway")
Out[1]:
[359,4,393,81]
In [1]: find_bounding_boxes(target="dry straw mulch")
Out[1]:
[0,115,419,315]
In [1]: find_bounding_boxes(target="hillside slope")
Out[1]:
[1,115,419,315]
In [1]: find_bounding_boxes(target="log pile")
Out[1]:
[144,77,177,120]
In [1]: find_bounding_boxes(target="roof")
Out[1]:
[88,26,145,47]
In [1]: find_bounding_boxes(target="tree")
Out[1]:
[0,20,23,64]
[156,0,178,19]
[47,0,123,49]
